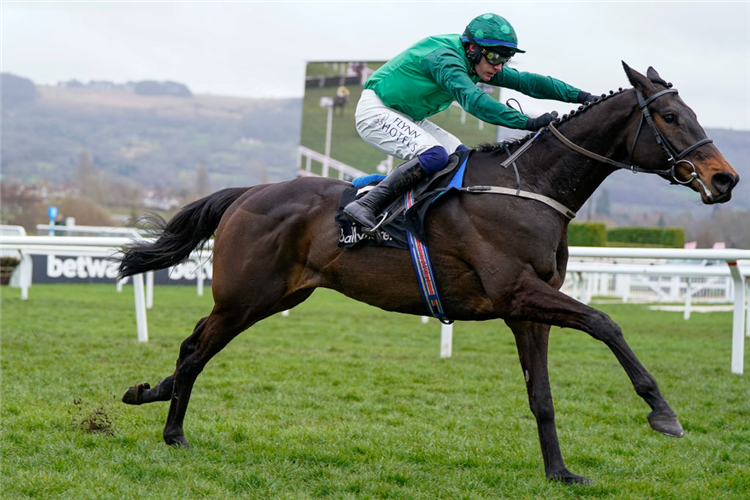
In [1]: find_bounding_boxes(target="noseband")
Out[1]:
[630,89,713,184]
[547,87,715,198]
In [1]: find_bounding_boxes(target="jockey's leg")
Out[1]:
[343,156,426,231]
[343,146,450,231]
[415,118,467,156]
[345,91,460,231]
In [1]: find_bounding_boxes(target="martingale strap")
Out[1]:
[405,189,452,325]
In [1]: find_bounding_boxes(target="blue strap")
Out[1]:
[446,155,469,190]
[405,190,452,324]
[431,154,469,203]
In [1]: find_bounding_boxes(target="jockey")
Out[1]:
[344,13,597,233]
[336,86,350,99]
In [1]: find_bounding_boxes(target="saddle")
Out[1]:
[335,149,471,249]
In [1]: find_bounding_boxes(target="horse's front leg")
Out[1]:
[506,320,591,484]
[509,274,684,438]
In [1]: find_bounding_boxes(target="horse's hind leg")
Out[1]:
[159,309,253,448]
[122,317,210,406]
[162,289,315,448]
[122,376,174,405]
[506,320,591,484]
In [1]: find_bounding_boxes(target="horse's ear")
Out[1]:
[646,67,670,88]
[622,61,656,93]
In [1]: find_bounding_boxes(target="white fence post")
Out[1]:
[197,263,204,297]
[728,262,745,374]
[19,254,32,300]
[440,323,453,358]
[133,273,149,342]
[146,271,154,309]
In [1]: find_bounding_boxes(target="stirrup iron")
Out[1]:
[364,211,389,235]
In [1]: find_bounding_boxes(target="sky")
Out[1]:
[2,1,749,130]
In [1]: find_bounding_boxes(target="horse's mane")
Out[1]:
[475,87,630,156]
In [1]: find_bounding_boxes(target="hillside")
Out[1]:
[1,76,302,192]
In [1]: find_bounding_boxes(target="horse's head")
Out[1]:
[622,62,739,204]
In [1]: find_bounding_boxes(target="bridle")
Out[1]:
[473,86,717,220]
[631,88,713,183]
[547,87,715,199]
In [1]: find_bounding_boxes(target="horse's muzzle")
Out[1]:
[710,172,739,203]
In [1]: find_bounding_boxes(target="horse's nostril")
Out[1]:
[712,172,738,194]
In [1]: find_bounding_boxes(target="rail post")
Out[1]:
[440,323,453,358]
[133,273,149,342]
[728,261,745,374]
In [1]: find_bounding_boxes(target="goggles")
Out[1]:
[481,47,512,65]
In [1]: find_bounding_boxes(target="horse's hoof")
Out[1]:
[648,412,684,437]
[122,382,150,405]
[164,433,190,449]
[549,471,592,485]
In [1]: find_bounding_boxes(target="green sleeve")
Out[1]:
[421,48,531,129]
[491,66,582,103]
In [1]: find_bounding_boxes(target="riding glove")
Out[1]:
[525,111,559,131]
[577,91,597,104]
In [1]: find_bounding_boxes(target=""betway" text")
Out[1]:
[46,255,212,280]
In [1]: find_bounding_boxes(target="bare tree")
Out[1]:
[194,162,211,198]
[76,149,104,202]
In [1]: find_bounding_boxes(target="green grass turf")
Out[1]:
[1,284,748,498]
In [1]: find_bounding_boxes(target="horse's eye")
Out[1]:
[663,113,677,124]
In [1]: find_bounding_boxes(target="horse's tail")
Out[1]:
[117,187,250,279]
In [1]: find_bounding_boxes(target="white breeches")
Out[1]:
[354,89,463,161]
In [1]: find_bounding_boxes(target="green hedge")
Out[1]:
[568,223,607,246]
[606,227,685,248]
[568,224,686,248]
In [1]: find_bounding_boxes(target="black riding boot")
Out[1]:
[343,157,427,232]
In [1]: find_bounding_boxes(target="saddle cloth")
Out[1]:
[335,149,471,249]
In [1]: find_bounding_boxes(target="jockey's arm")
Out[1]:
[489,67,584,105]
[423,50,531,130]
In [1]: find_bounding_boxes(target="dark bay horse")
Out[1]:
[118,64,739,484]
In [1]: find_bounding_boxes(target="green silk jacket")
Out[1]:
[364,34,583,129]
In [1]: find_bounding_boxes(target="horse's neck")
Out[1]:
[478,92,637,214]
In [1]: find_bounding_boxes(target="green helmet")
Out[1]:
[460,13,525,54]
